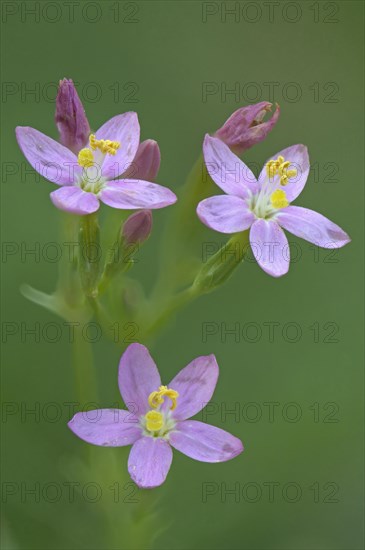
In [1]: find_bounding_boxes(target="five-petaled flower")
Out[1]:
[197,135,350,277]
[16,113,177,216]
[68,343,243,489]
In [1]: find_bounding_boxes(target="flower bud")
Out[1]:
[122,210,153,245]
[55,78,90,154]
[214,102,280,154]
[193,231,249,294]
[101,211,152,288]
[123,140,161,181]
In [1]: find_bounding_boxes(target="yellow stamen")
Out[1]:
[78,148,94,168]
[280,175,288,186]
[148,385,179,410]
[271,189,289,209]
[266,159,278,179]
[286,169,297,178]
[89,134,120,155]
[145,410,163,432]
[278,160,290,175]
[266,155,297,186]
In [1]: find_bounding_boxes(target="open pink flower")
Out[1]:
[16,113,176,216]
[68,343,243,489]
[197,135,350,277]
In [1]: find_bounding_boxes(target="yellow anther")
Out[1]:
[148,385,179,411]
[278,161,290,175]
[271,189,289,209]
[266,159,279,178]
[89,134,120,155]
[145,410,163,432]
[266,155,297,186]
[78,148,94,168]
[286,169,297,179]
[280,175,288,186]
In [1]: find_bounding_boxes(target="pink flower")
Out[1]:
[16,113,176,216]
[68,343,243,489]
[197,135,350,277]
[214,101,280,153]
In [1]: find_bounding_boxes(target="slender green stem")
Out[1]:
[88,295,113,327]
[79,212,102,297]
[72,324,98,405]
[56,212,84,310]
[141,286,199,341]
[141,231,250,342]
[153,154,215,299]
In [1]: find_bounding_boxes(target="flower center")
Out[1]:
[142,385,179,438]
[78,134,120,168]
[77,134,120,194]
[78,148,94,168]
[250,155,295,219]
[145,410,164,431]
[270,188,289,209]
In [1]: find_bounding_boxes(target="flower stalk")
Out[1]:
[78,213,101,297]
[153,154,215,297]
[100,210,152,292]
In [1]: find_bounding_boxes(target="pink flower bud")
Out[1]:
[124,139,161,181]
[214,102,280,154]
[122,210,153,245]
[55,78,90,154]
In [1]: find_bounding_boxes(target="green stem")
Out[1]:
[72,324,98,405]
[56,212,84,309]
[141,286,199,341]
[153,154,215,298]
[78,213,102,297]
[142,230,250,342]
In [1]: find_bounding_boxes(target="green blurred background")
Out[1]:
[1,1,364,549]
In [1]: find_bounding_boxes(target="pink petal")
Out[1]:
[197,195,255,234]
[170,420,243,462]
[163,355,219,421]
[96,113,140,179]
[128,436,173,488]
[50,186,100,215]
[258,144,309,202]
[118,344,161,417]
[203,135,259,198]
[68,409,141,446]
[100,179,177,210]
[277,206,350,248]
[250,219,290,277]
[16,126,80,185]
